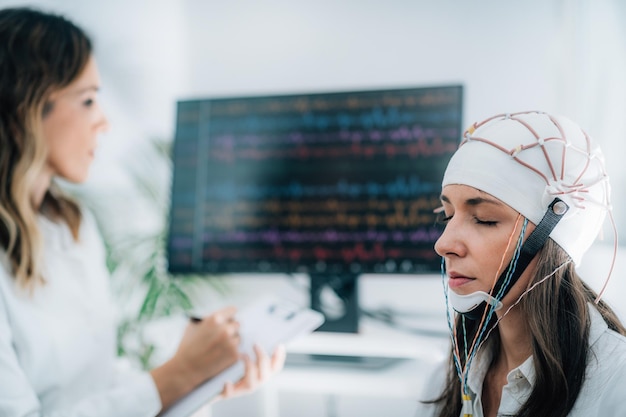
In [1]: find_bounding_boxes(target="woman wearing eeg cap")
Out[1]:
[416,111,626,417]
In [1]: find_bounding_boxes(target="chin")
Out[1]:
[59,171,90,184]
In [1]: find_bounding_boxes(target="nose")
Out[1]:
[96,105,110,133]
[100,115,110,133]
[434,221,466,258]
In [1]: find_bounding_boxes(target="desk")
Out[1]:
[208,320,449,417]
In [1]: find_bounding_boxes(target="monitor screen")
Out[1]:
[167,85,462,276]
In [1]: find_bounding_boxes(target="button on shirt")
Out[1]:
[0,211,162,417]
[415,305,626,416]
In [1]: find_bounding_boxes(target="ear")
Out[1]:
[42,101,54,118]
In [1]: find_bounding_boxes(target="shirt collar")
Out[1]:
[512,354,535,386]
[465,341,534,416]
[466,341,535,388]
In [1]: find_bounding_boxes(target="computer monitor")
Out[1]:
[166,85,463,332]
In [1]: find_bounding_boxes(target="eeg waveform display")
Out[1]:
[167,85,463,275]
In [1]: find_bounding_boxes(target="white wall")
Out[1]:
[4,0,624,339]
[3,0,623,229]
[182,0,559,124]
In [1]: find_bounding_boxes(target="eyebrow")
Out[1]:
[440,194,502,207]
[64,86,100,97]
[75,86,100,94]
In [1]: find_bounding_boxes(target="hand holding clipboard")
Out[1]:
[160,297,324,417]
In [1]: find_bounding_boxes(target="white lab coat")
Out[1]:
[0,211,162,417]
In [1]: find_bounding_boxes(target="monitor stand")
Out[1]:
[309,273,360,333]
[300,273,405,369]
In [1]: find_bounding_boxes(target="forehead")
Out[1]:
[49,55,100,99]
[440,184,506,208]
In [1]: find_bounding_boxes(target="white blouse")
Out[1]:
[0,211,162,417]
[415,305,626,416]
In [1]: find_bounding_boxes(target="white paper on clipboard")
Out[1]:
[160,297,325,417]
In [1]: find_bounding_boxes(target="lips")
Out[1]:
[447,271,475,289]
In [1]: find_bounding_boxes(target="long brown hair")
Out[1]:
[0,7,92,288]
[429,239,626,416]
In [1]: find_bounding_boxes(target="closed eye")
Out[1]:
[435,212,453,225]
[474,217,497,227]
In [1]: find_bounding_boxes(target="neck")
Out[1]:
[494,307,532,370]
[31,169,52,210]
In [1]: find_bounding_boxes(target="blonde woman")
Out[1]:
[0,7,284,417]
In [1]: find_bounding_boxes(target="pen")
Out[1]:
[188,315,202,323]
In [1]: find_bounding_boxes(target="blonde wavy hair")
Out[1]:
[0,8,92,288]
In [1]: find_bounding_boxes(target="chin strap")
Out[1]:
[448,290,503,314]
[461,198,569,320]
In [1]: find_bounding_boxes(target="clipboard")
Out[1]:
[160,297,325,417]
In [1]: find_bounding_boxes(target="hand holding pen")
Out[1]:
[151,306,241,410]
[184,307,286,402]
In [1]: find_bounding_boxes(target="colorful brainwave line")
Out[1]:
[202,125,459,148]
[201,176,439,201]
[202,89,459,115]
[204,212,436,229]
[169,226,441,249]
[200,196,441,213]
[206,139,456,162]
[199,243,438,263]
[195,106,458,133]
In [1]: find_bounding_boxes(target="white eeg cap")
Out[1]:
[442,111,611,266]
